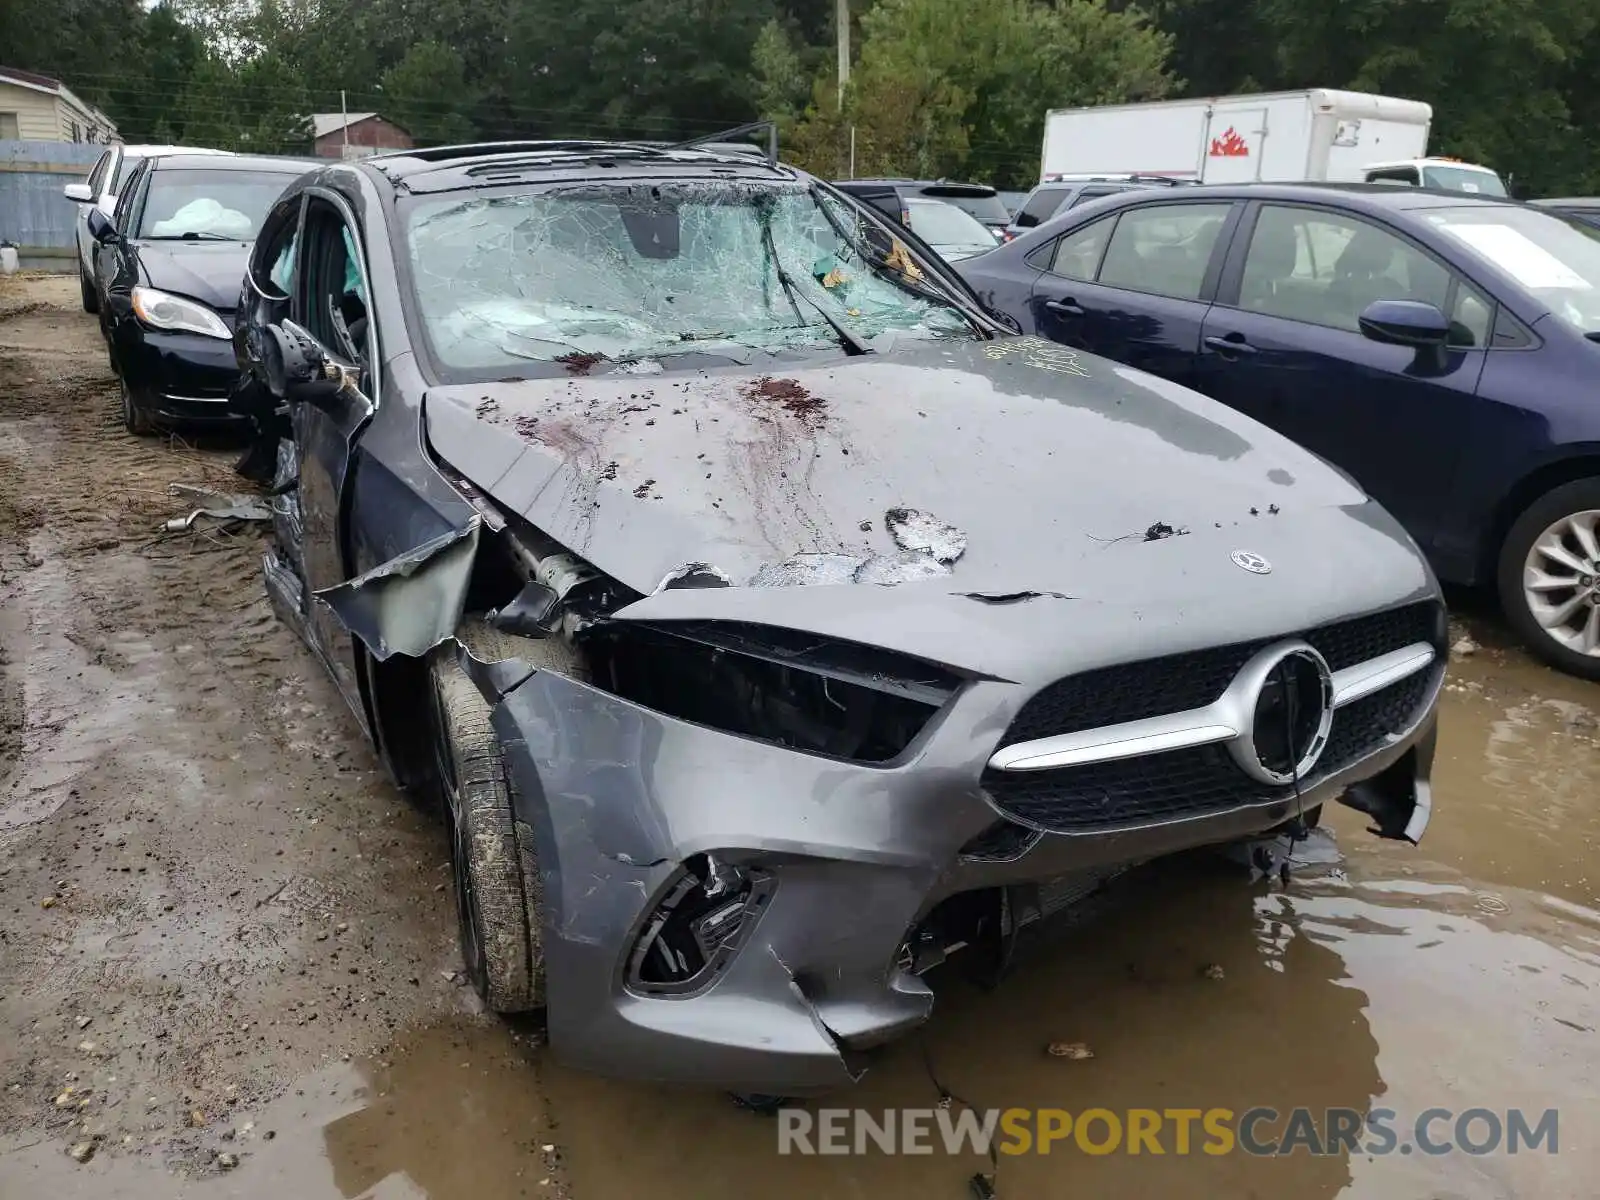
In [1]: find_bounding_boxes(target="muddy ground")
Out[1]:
[1,273,1597,1199]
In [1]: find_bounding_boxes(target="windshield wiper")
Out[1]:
[143,231,238,242]
[759,213,871,356]
[807,185,999,337]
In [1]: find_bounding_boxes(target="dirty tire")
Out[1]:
[1497,477,1600,682]
[120,377,154,437]
[430,640,547,1013]
[79,268,98,314]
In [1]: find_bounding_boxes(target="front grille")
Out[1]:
[983,604,1441,834]
[1000,601,1440,745]
[984,744,1283,832]
[1319,667,1434,775]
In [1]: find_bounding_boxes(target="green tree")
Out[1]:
[1253,0,1600,196]
[380,41,477,145]
[750,18,810,125]
[794,0,1174,186]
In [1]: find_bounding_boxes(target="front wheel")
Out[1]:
[429,646,545,1012]
[119,377,154,437]
[1497,479,1600,681]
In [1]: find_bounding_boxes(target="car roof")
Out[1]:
[362,140,793,194]
[1532,197,1600,210]
[838,178,999,196]
[1364,157,1499,173]
[119,145,232,157]
[1084,181,1519,213]
[144,152,321,173]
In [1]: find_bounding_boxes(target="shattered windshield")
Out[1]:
[402,180,976,374]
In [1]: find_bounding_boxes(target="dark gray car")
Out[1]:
[237,141,1444,1094]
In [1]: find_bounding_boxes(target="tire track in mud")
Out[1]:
[0,280,478,1179]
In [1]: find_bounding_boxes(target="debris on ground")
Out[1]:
[969,1171,998,1198]
[217,1151,239,1169]
[1453,635,1479,658]
[68,1141,95,1164]
[1203,963,1226,980]
[161,483,270,533]
[1045,1041,1094,1059]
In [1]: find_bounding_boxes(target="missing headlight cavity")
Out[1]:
[589,621,961,762]
[627,855,774,996]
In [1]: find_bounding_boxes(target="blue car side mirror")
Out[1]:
[1358,300,1450,348]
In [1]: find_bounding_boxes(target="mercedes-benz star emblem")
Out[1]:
[1227,642,1335,785]
[1231,550,1272,575]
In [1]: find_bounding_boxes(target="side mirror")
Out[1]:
[63,183,94,204]
[258,321,340,405]
[1358,300,1450,348]
[86,208,119,245]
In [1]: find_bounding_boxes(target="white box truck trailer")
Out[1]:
[1040,89,1504,193]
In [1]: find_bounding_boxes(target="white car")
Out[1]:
[63,143,232,313]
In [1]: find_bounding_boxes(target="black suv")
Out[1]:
[831,178,1009,238]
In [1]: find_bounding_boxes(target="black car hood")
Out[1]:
[424,337,1380,607]
[135,241,251,313]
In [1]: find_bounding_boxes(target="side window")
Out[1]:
[1491,307,1534,349]
[1071,186,1122,208]
[111,162,146,232]
[1366,167,1421,187]
[865,193,903,222]
[252,202,300,299]
[1014,187,1069,229]
[1448,282,1493,348]
[112,152,141,194]
[270,233,298,294]
[1238,205,1465,337]
[1097,203,1233,300]
[85,150,111,194]
[1048,216,1114,281]
[299,198,370,367]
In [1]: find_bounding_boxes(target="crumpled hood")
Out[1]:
[426,336,1368,590]
[423,338,1435,679]
[135,241,250,313]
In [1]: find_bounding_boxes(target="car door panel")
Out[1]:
[292,193,379,730]
[1200,202,1487,555]
[1029,200,1240,394]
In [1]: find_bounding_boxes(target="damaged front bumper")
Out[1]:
[483,655,1440,1094]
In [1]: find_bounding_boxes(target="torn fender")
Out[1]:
[314,517,480,660]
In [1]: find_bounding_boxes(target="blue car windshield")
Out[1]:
[401,180,975,374]
[1427,206,1600,335]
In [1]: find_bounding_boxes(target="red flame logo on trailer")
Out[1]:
[1209,127,1250,157]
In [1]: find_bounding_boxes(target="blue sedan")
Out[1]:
[961,183,1600,680]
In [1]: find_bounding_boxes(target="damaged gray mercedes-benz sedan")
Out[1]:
[234,139,1445,1093]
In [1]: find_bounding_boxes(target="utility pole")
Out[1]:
[835,0,850,108]
[341,89,349,159]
